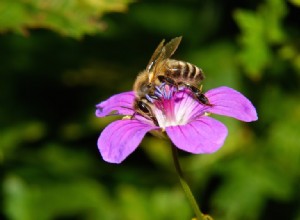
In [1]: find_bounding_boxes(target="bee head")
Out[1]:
[133,71,153,97]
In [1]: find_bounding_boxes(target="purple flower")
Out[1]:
[95,86,258,163]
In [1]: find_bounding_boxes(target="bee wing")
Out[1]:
[162,36,182,59]
[146,36,182,73]
[146,39,165,72]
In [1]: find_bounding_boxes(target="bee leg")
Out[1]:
[184,84,211,105]
[150,116,159,126]
[157,75,179,91]
[130,111,137,120]
[130,102,138,120]
[157,75,177,86]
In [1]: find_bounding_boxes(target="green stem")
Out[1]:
[171,144,206,220]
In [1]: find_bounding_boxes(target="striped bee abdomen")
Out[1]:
[165,60,205,86]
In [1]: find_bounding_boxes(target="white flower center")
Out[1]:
[150,86,203,129]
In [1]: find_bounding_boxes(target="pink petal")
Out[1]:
[98,119,155,163]
[96,91,135,117]
[205,86,258,122]
[166,116,228,154]
[174,89,207,123]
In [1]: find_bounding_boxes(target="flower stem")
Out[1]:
[171,144,211,220]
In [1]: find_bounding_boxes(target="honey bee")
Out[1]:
[132,36,210,123]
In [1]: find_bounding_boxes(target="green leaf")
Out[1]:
[3,175,114,220]
[233,0,287,79]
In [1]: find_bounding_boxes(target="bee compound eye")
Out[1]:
[137,101,151,113]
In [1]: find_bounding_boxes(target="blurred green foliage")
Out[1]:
[0,0,132,38]
[0,0,300,220]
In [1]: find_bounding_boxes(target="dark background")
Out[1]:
[1,0,300,219]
